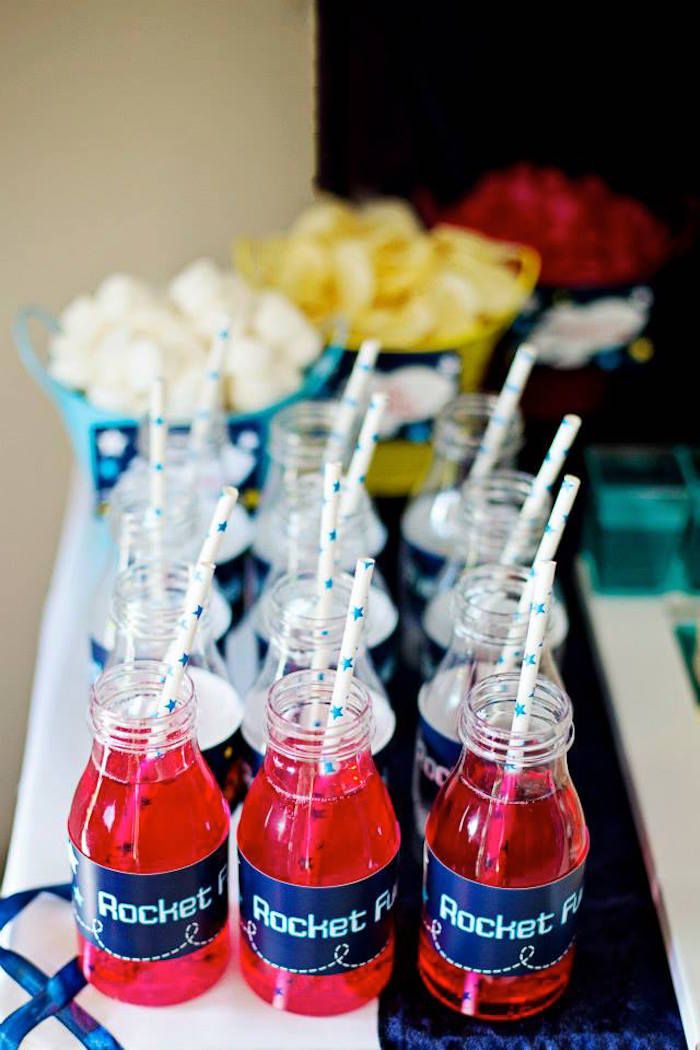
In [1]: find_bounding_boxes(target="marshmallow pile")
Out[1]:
[48,260,323,416]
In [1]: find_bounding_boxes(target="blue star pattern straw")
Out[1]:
[340,392,388,519]
[149,376,167,538]
[500,475,581,672]
[197,485,239,565]
[326,557,375,726]
[327,338,381,461]
[470,343,538,480]
[312,461,343,672]
[158,561,216,712]
[189,317,231,453]
[506,559,557,765]
[500,414,581,564]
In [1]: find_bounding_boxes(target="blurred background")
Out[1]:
[2,3,698,864]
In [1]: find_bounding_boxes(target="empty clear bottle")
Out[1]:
[421,470,567,676]
[399,394,523,667]
[250,400,386,601]
[413,563,559,837]
[239,570,396,798]
[107,559,243,807]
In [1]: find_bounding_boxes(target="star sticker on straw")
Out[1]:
[534,602,546,614]
[332,479,341,493]
[363,560,373,570]
[331,705,343,720]
[544,523,555,534]
[193,605,204,619]
[341,657,353,671]
[316,672,325,682]
[324,578,333,590]
[217,521,227,532]
[178,653,190,667]
[328,529,337,542]
[165,698,177,713]
[524,653,537,666]
[514,702,526,717]
[352,605,364,621]
[154,416,164,427]
[154,461,164,471]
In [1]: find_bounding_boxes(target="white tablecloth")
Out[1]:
[1,472,380,1050]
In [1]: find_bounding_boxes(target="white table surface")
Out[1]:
[577,559,700,1050]
[0,472,380,1050]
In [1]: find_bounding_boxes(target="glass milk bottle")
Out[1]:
[413,564,559,836]
[239,570,396,796]
[399,394,523,665]
[89,472,204,676]
[237,670,400,1014]
[107,561,244,807]
[419,673,588,1020]
[250,400,386,599]
[422,470,567,676]
[135,415,255,616]
[68,661,231,1005]
[251,483,398,683]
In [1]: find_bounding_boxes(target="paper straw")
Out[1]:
[312,462,343,671]
[190,320,231,452]
[158,561,216,711]
[499,476,581,671]
[506,559,557,760]
[500,415,581,564]
[326,558,375,724]
[470,344,537,480]
[197,485,239,565]
[328,338,381,459]
[149,377,167,526]
[340,393,387,518]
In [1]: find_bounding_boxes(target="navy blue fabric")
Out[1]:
[0,884,123,1049]
[378,559,685,1047]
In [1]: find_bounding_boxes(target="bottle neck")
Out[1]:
[263,670,375,797]
[453,470,549,567]
[446,563,531,660]
[89,661,199,782]
[458,673,574,800]
[109,469,200,566]
[110,561,214,665]
[432,393,523,468]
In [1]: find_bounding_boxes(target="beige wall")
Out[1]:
[0,0,314,862]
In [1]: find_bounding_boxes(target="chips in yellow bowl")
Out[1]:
[234,196,539,361]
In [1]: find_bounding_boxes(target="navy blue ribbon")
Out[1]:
[0,882,122,1049]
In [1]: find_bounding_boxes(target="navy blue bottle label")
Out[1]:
[415,714,462,808]
[423,846,586,975]
[214,554,245,612]
[90,637,109,676]
[70,837,229,962]
[238,849,399,974]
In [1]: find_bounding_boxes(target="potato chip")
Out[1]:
[289,197,358,240]
[332,238,375,316]
[358,198,421,239]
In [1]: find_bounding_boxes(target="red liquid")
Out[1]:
[418,752,587,1020]
[68,740,231,1005]
[237,746,400,1015]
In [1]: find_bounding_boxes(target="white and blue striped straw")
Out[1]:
[505,559,557,769]
[340,392,387,518]
[190,318,231,453]
[149,376,167,552]
[326,557,375,725]
[312,461,343,671]
[470,343,537,480]
[158,561,216,713]
[500,414,581,564]
[500,475,580,671]
[197,485,239,565]
[327,338,381,461]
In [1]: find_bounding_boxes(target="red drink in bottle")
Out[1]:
[68,661,231,1005]
[419,673,588,1020]
[238,669,401,1015]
